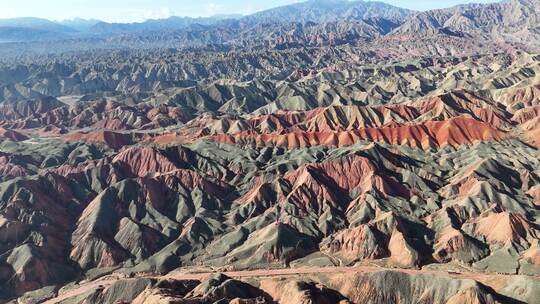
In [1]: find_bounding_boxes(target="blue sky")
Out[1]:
[0,0,501,23]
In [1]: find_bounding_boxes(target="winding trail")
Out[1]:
[42,265,540,303]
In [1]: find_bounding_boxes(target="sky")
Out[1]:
[0,0,501,23]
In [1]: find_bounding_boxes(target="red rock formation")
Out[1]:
[522,241,540,265]
[413,91,512,130]
[471,212,536,245]
[185,104,421,135]
[527,185,540,206]
[322,225,387,261]
[432,226,487,264]
[62,130,133,149]
[512,105,540,124]
[0,155,27,177]
[520,116,540,147]
[284,154,407,198]
[92,118,128,130]
[112,147,179,177]
[299,104,420,131]
[208,116,504,149]
[500,84,540,109]
[388,229,420,267]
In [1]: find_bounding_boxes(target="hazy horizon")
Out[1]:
[0,0,501,23]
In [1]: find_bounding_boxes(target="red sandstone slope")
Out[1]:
[62,131,134,149]
[500,84,540,109]
[208,116,505,149]
[519,116,540,147]
[0,152,28,177]
[179,91,508,137]
[412,91,513,130]
[284,154,408,199]
[112,147,180,176]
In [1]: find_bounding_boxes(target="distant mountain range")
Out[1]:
[58,18,102,32]
[0,17,77,33]
[245,0,413,23]
[89,15,244,34]
[0,14,244,42]
[0,0,538,58]
[0,17,77,42]
[0,0,413,43]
